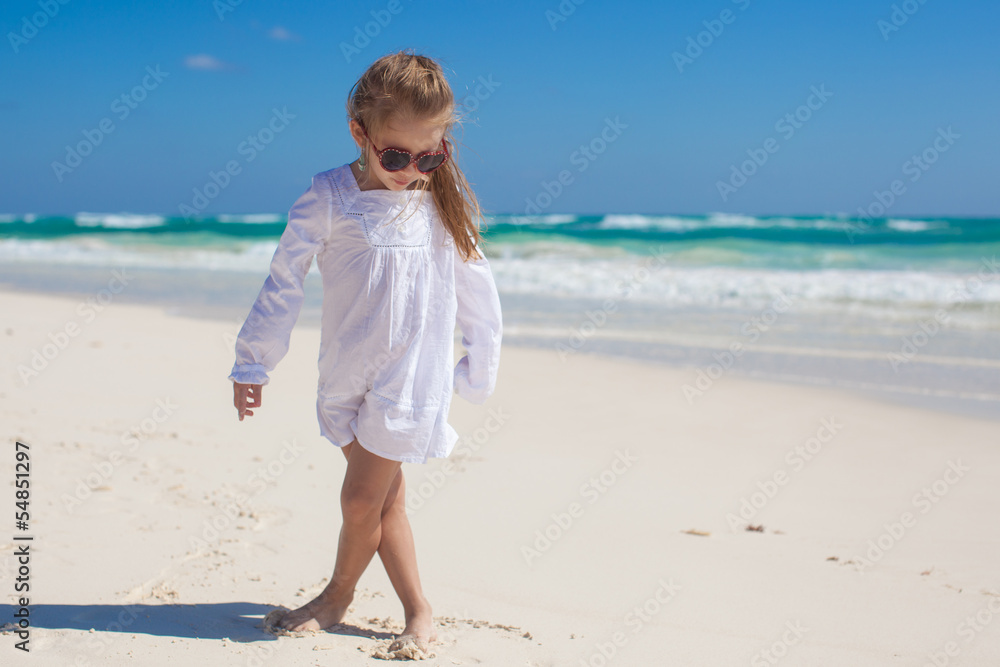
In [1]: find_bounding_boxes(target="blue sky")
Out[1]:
[2,0,997,217]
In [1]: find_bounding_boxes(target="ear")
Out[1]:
[348,119,366,150]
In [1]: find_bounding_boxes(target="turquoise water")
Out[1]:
[2,212,998,267]
[2,212,997,420]
[2,212,998,317]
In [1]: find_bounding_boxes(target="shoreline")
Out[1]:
[3,264,998,423]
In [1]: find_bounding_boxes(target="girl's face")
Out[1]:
[350,116,447,192]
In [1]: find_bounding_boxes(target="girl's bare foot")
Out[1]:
[278,587,354,632]
[388,598,436,653]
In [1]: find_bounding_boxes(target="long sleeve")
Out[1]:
[453,243,503,403]
[228,174,332,385]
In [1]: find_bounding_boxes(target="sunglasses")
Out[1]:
[359,123,450,174]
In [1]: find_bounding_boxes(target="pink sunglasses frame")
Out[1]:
[358,122,450,174]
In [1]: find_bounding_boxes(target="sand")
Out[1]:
[1,287,999,666]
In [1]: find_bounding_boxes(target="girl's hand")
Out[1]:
[233,382,263,421]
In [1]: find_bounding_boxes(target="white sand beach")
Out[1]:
[2,288,999,666]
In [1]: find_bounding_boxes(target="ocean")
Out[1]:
[2,212,999,315]
[2,212,999,419]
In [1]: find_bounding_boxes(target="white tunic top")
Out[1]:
[228,164,503,464]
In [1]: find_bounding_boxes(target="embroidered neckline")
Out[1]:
[334,164,427,231]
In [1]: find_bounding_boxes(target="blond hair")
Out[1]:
[347,51,483,261]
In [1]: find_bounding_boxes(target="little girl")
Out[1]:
[228,51,502,655]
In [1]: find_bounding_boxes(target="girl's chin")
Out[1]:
[382,173,427,190]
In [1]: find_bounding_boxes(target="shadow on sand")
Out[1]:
[0,602,394,643]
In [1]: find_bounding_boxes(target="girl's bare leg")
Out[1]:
[362,447,435,649]
[279,439,435,649]
[279,439,402,632]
